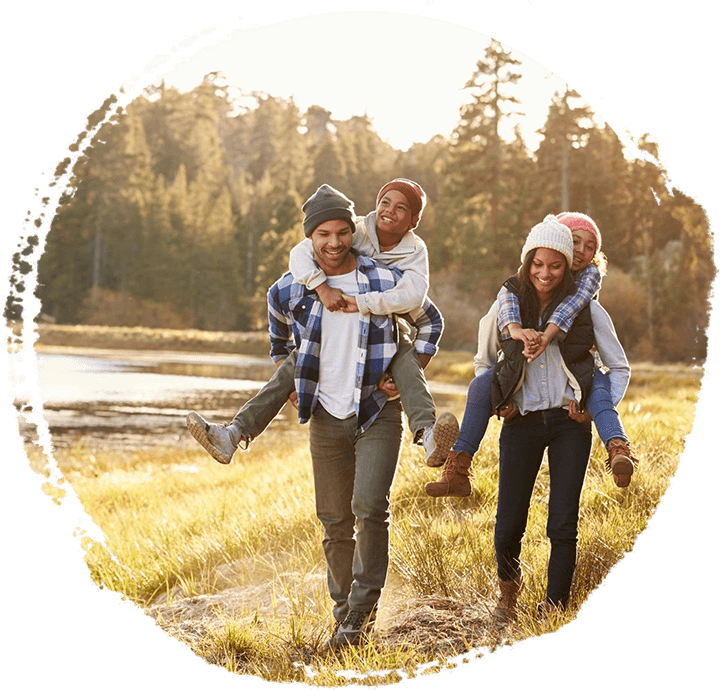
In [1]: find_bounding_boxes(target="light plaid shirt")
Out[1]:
[497,263,602,340]
[267,253,443,431]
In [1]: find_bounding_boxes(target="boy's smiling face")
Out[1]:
[375,189,413,246]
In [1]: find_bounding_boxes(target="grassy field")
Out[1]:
[25,324,703,683]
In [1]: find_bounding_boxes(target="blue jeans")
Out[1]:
[495,408,592,608]
[453,367,495,456]
[453,367,626,457]
[585,369,628,447]
[309,399,403,622]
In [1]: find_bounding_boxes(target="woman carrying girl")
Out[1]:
[425,212,637,498]
[466,216,631,620]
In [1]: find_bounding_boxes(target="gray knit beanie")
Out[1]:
[302,184,356,238]
[520,214,574,268]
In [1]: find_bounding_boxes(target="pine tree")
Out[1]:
[663,194,715,360]
[395,137,450,270]
[254,190,305,295]
[443,38,527,287]
[334,115,395,213]
[309,136,349,198]
[577,124,631,266]
[38,99,156,321]
[534,88,593,213]
[242,94,309,192]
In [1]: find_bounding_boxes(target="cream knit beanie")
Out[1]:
[520,214,574,268]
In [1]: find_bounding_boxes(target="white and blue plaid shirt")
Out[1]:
[267,253,443,431]
[497,263,602,340]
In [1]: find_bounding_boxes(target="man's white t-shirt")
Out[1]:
[318,270,361,419]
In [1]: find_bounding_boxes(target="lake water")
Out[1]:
[13,347,467,452]
[13,348,281,451]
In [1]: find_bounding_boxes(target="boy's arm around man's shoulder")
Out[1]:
[288,238,325,291]
[354,238,429,316]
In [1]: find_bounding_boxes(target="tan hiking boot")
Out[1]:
[493,574,523,627]
[424,449,472,497]
[606,438,638,488]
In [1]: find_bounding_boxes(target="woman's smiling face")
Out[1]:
[529,247,567,301]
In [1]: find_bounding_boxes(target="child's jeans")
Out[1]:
[230,331,436,441]
[584,369,628,447]
[453,367,495,457]
[452,366,628,458]
[387,330,436,439]
[230,349,298,439]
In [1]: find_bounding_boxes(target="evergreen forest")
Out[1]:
[12,41,714,362]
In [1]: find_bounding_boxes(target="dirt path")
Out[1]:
[146,553,502,663]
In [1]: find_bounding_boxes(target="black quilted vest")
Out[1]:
[490,276,595,413]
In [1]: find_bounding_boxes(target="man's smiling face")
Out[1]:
[311,218,355,275]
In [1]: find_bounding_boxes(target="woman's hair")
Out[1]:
[516,248,575,325]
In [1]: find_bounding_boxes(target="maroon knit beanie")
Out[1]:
[375,178,427,229]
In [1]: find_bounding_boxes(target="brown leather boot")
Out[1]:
[493,574,523,627]
[606,439,638,488]
[424,450,472,497]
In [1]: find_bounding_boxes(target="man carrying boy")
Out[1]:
[187,179,457,468]
[190,185,444,647]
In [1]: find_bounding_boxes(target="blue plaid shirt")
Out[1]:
[497,263,602,339]
[267,253,443,431]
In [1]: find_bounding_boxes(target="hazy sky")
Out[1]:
[160,12,568,151]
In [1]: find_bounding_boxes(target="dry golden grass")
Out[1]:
[20,325,702,683]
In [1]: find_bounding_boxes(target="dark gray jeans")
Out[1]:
[309,399,403,622]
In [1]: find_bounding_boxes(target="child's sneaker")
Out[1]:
[606,438,638,488]
[423,411,459,467]
[186,411,239,464]
[425,450,472,497]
